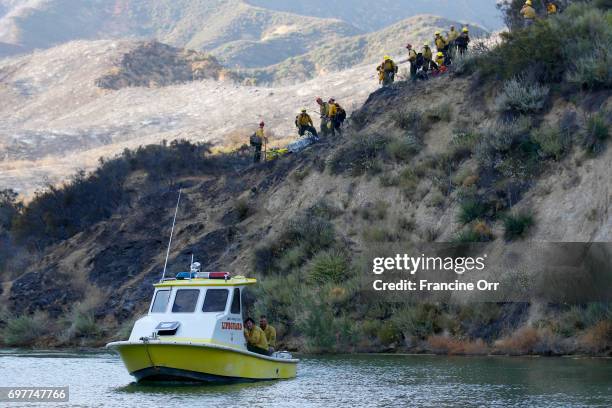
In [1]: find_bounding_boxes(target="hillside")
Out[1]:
[0,39,379,194]
[249,15,489,83]
[1,2,610,354]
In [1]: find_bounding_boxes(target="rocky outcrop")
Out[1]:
[94,41,239,90]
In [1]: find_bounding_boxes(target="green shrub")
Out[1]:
[397,168,419,196]
[307,199,343,220]
[476,118,531,158]
[453,230,482,243]
[254,214,336,274]
[308,250,350,285]
[329,133,389,176]
[378,321,402,346]
[450,129,481,158]
[567,43,612,89]
[362,226,396,243]
[458,199,490,224]
[299,302,336,352]
[234,198,253,221]
[277,245,308,271]
[452,49,481,76]
[358,201,388,220]
[531,125,571,160]
[427,190,445,208]
[425,102,453,123]
[70,310,100,338]
[3,313,48,346]
[391,305,442,339]
[386,134,422,162]
[479,3,612,87]
[503,211,534,240]
[398,216,416,231]
[392,109,422,131]
[582,114,610,154]
[495,77,549,114]
[379,173,399,187]
[291,168,310,183]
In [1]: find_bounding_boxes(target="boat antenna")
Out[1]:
[160,189,182,282]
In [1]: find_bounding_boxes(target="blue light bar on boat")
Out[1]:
[175,272,231,280]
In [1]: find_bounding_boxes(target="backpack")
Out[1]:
[336,106,346,123]
[415,53,424,68]
[250,133,262,146]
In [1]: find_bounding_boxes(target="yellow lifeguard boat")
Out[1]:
[106,268,298,382]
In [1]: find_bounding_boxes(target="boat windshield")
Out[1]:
[150,289,171,313]
[172,289,200,313]
[202,289,229,312]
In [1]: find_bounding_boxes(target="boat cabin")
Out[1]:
[128,266,256,351]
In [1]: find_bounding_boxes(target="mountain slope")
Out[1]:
[0,0,362,66]
[0,39,379,194]
[249,14,488,82]
[1,73,610,352]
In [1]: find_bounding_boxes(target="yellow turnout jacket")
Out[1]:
[521,5,536,19]
[263,325,276,348]
[244,325,269,350]
[296,113,313,126]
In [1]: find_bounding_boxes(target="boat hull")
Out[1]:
[107,341,298,383]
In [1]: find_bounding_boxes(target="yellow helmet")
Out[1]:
[525,0,532,4]
[435,31,441,36]
[424,42,430,47]
[462,27,469,33]
[383,55,391,60]
[301,108,307,112]
[437,52,444,57]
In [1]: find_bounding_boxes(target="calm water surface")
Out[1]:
[0,349,610,407]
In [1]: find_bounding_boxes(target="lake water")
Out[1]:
[0,350,610,407]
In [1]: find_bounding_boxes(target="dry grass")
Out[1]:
[493,326,539,355]
[578,320,612,354]
[426,335,489,355]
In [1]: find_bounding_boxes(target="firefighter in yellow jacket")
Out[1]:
[326,99,339,136]
[244,317,270,355]
[434,52,445,70]
[316,97,331,136]
[447,26,459,44]
[446,26,459,57]
[295,108,318,137]
[260,315,276,353]
[520,0,537,27]
[406,43,418,81]
[249,121,267,163]
[422,43,433,72]
[434,31,447,53]
[377,55,398,87]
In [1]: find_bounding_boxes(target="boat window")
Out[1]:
[172,289,200,313]
[202,289,229,313]
[151,290,171,313]
[230,288,241,314]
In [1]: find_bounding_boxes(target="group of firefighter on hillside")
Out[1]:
[248,0,561,164]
